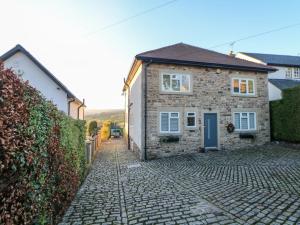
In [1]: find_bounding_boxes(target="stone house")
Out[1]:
[0,44,86,119]
[123,43,276,160]
[236,52,300,101]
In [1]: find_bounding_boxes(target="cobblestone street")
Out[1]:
[60,140,300,225]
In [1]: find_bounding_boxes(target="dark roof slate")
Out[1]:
[136,43,276,72]
[269,79,300,90]
[240,52,300,67]
[0,44,77,100]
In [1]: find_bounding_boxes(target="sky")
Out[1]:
[0,0,299,109]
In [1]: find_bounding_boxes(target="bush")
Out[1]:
[270,85,300,142]
[88,120,98,136]
[0,62,86,224]
[100,120,111,141]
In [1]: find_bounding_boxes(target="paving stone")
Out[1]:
[59,140,300,225]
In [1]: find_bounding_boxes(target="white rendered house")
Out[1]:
[1,44,85,119]
[236,52,300,101]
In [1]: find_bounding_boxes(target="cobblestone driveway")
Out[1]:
[60,140,300,225]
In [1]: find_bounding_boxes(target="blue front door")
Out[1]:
[204,113,218,148]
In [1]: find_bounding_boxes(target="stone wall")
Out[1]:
[145,63,270,159]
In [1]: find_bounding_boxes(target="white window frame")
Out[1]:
[160,112,180,133]
[231,78,255,96]
[234,112,257,131]
[286,68,293,79]
[286,67,300,79]
[186,112,196,128]
[161,73,191,93]
[294,68,300,79]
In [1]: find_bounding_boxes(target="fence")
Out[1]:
[85,129,102,164]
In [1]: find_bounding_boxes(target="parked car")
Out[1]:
[111,128,121,138]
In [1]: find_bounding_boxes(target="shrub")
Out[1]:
[88,120,98,136]
[100,120,111,141]
[0,62,86,224]
[270,85,300,142]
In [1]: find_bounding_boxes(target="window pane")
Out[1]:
[286,68,293,79]
[161,113,169,131]
[241,117,248,130]
[172,79,180,91]
[248,80,254,94]
[170,118,179,131]
[294,68,300,79]
[233,79,239,93]
[162,74,171,91]
[240,80,247,93]
[171,112,179,117]
[242,113,247,117]
[234,113,240,129]
[249,113,255,129]
[181,75,190,92]
[187,116,195,127]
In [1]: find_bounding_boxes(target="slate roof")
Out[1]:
[269,79,300,90]
[240,52,300,67]
[135,43,276,72]
[0,44,79,100]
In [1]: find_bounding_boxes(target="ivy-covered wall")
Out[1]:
[0,62,86,224]
[270,85,300,142]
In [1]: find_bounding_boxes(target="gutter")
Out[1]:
[136,56,277,73]
[77,99,85,120]
[123,79,131,150]
[143,60,152,161]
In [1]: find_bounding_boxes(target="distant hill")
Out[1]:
[85,109,125,128]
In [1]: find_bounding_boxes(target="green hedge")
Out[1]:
[0,62,86,224]
[270,85,300,142]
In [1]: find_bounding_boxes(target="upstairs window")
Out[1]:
[160,112,180,133]
[286,68,293,79]
[232,78,255,96]
[286,67,300,79]
[162,74,191,93]
[294,68,300,79]
[234,112,256,131]
[186,112,196,128]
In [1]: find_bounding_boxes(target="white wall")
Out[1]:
[4,52,69,113]
[268,82,282,101]
[235,53,288,80]
[69,101,85,120]
[128,65,142,149]
[268,66,288,79]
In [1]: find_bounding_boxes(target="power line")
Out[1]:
[85,0,179,36]
[209,22,300,50]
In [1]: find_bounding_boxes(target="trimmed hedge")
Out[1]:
[0,62,86,224]
[270,85,300,142]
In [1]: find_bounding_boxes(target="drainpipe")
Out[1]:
[68,98,75,116]
[144,60,152,161]
[77,99,85,120]
[123,78,131,150]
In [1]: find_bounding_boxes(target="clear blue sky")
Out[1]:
[1,0,299,109]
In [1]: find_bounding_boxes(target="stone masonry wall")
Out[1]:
[145,63,270,159]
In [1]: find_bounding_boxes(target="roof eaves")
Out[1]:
[136,56,276,73]
[0,44,76,98]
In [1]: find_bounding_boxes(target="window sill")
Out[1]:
[185,126,197,130]
[234,130,257,134]
[159,133,182,137]
[231,94,257,98]
[159,91,193,95]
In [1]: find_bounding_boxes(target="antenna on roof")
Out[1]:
[229,41,236,56]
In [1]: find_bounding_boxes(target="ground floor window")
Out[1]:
[186,112,196,127]
[160,112,180,133]
[234,112,256,131]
